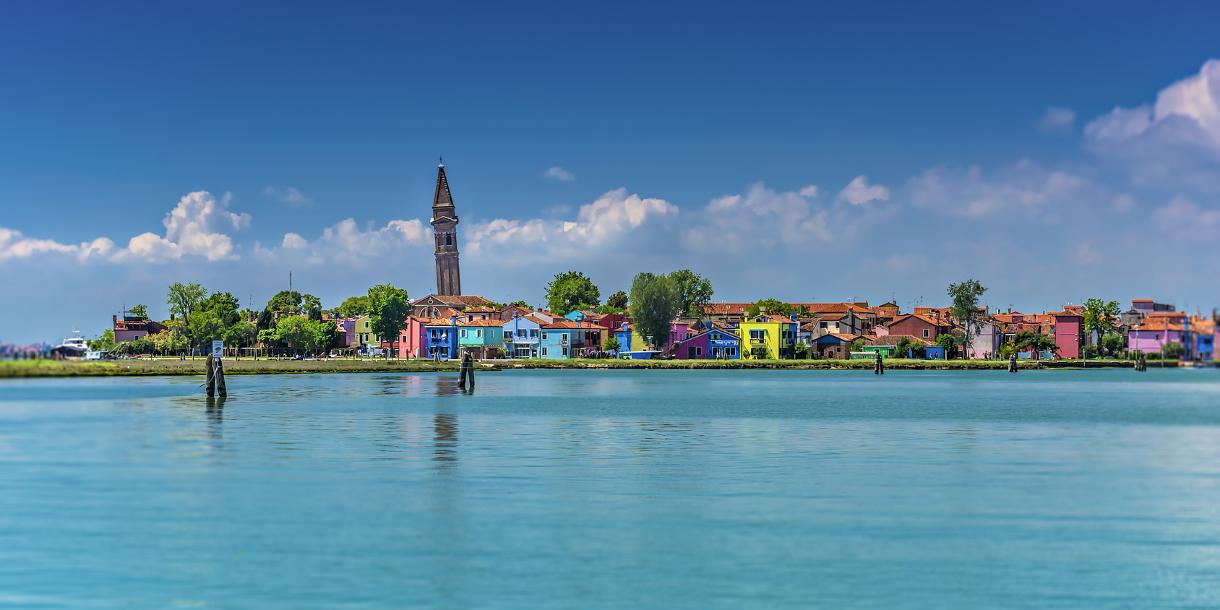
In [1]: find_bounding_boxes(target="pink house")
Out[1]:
[1051,311,1083,359]
[1128,312,1187,356]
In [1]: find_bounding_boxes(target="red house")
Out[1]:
[1050,311,1083,359]
[886,313,951,341]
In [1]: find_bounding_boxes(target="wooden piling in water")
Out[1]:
[458,352,474,390]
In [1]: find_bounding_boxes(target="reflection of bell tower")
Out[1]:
[431,161,461,296]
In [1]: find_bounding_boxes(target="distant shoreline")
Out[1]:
[0,357,1196,378]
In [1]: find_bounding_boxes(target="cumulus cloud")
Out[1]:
[906,159,1089,218]
[466,188,677,264]
[1152,196,1220,240]
[542,166,576,182]
[0,190,250,264]
[264,185,312,206]
[259,218,429,265]
[1038,106,1077,133]
[1086,59,1220,148]
[836,175,891,206]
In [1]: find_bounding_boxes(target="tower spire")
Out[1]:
[431,163,461,295]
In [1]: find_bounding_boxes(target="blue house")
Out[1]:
[503,314,543,359]
[423,320,458,359]
[924,345,946,360]
[540,319,581,359]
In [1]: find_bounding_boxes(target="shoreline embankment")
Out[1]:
[0,357,1198,378]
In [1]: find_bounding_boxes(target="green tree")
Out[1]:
[936,333,963,359]
[948,279,987,358]
[223,321,257,352]
[275,315,312,354]
[1082,298,1121,354]
[199,291,241,327]
[149,329,188,356]
[545,271,600,316]
[507,300,531,309]
[747,298,792,318]
[302,294,323,321]
[307,320,339,354]
[89,329,116,351]
[187,310,226,351]
[334,295,371,318]
[368,284,410,358]
[1013,330,1057,359]
[1161,341,1185,360]
[605,290,629,310]
[265,290,304,317]
[669,269,714,317]
[128,304,149,319]
[1101,332,1126,357]
[895,336,926,359]
[603,336,621,353]
[628,272,680,350]
[167,282,207,321]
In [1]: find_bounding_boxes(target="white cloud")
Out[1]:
[906,160,1089,218]
[542,166,575,182]
[260,218,429,265]
[264,185,312,206]
[466,188,677,264]
[836,175,891,206]
[1038,106,1076,133]
[1072,241,1102,265]
[0,190,250,264]
[686,183,829,253]
[1152,196,1220,240]
[1086,59,1220,149]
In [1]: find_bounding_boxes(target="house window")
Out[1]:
[541,347,548,356]
[460,329,467,338]
[750,329,766,341]
[922,329,930,338]
[530,329,539,337]
[541,332,548,340]
[444,233,453,246]
[562,346,568,356]
[476,329,482,338]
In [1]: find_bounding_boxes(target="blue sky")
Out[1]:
[2,1,1219,342]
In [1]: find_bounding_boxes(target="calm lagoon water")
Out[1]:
[3,368,1220,609]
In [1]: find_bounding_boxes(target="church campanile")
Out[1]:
[431,162,462,296]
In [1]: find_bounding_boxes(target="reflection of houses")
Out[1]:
[112,313,166,343]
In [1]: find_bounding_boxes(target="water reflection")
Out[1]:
[205,396,225,439]
[433,413,458,464]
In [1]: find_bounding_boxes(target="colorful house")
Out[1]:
[887,313,950,342]
[1128,312,1188,357]
[1050,311,1084,359]
[423,319,459,360]
[613,322,648,352]
[672,327,741,359]
[967,320,1001,359]
[458,318,505,359]
[738,314,798,359]
[112,313,167,343]
[540,319,583,359]
[503,314,543,359]
[812,333,858,359]
[353,316,381,351]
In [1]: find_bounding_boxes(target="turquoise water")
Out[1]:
[3,369,1220,609]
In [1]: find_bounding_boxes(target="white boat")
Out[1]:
[54,331,89,357]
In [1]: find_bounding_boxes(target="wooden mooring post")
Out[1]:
[205,354,228,397]
[874,352,884,375]
[1008,353,1018,373]
[458,351,475,391]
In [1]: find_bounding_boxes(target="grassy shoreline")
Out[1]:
[0,356,1188,378]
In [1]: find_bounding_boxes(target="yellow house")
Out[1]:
[354,315,381,348]
[737,314,798,359]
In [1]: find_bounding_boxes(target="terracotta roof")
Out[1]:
[456,318,505,327]
[702,303,752,315]
[830,333,860,342]
[414,294,494,307]
[542,319,584,330]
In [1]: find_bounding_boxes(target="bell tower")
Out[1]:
[431,161,461,296]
